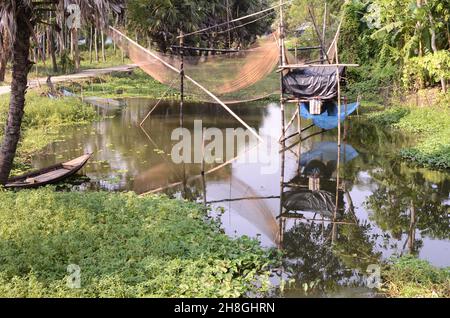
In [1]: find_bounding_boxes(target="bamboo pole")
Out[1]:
[279,0,286,145]
[279,124,314,144]
[278,0,287,250]
[281,109,299,138]
[207,195,280,204]
[201,129,207,205]
[179,31,184,128]
[278,63,359,70]
[322,2,327,51]
[278,215,356,225]
[332,40,342,245]
[308,6,330,64]
[139,81,176,126]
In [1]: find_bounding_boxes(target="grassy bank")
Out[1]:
[60,69,181,100]
[59,68,279,103]
[367,102,450,170]
[0,92,98,174]
[1,48,131,85]
[382,255,450,298]
[0,188,278,297]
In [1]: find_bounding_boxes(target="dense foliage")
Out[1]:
[0,189,278,297]
[338,0,450,99]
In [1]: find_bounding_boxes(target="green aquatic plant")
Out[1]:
[367,107,410,126]
[366,104,450,169]
[0,188,280,297]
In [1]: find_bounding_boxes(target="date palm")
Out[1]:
[0,0,124,185]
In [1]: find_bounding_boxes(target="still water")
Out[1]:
[32,98,450,297]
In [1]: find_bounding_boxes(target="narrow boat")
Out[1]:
[5,153,92,189]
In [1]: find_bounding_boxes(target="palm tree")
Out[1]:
[0,0,124,185]
[0,29,10,82]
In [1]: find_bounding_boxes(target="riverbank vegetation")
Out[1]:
[0,92,98,175]
[382,255,450,298]
[60,69,180,99]
[0,188,278,297]
[0,48,131,85]
[368,101,450,169]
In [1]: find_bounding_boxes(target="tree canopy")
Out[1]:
[126,0,275,51]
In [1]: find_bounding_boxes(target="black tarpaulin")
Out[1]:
[283,66,346,100]
[282,189,338,218]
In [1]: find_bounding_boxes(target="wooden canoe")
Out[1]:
[5,153,92,189]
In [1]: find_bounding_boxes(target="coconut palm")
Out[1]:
[0,0,124,185]
[0,29,10,82]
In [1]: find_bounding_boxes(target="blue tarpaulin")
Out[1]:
[299,101,360,130]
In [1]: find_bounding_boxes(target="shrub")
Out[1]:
[382,255,450,298]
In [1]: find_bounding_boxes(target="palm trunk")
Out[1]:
[49,28,58,73]
[0,30,7,81]
[0,60,6,82]
[101,30,106,62]
[424,0,446,92]
[72,28,80,72]
[94,28,99,62]
[428,16,446,92]
[89,26,93,64]
[0,6,33,184]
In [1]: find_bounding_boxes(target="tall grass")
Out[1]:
[382,255,450,298]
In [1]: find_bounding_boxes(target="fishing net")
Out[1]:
[109,27,281,103]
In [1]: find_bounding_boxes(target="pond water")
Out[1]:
[32,98,450,297]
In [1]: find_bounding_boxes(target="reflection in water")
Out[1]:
[278,138,382,296]
[32,98,450,297]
